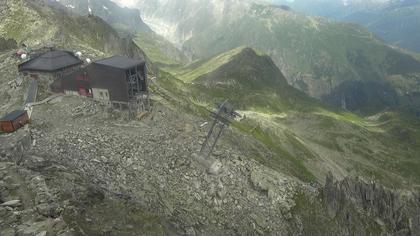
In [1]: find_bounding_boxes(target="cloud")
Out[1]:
[112,0,137,8]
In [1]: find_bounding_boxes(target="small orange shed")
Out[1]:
[0,110,30,133]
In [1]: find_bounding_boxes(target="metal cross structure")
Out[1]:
[127,67,150,119]
[200,100,241,158]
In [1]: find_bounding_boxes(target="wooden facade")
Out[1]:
[52,70,92,97]
[0,110,30,133]
[54,56,147,103]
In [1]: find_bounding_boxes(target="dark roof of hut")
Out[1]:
[18,50,83,73]
[94,56,145,70]
[0,110,27,122]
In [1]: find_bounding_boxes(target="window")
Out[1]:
[100,91,103,97]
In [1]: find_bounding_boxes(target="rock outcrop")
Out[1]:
[323,172,420,235]
[0,37,17,52]
[0,129,32,163]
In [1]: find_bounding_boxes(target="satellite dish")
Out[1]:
[21,54,27,60]
[75,51,82,57]
[86,58,92,64]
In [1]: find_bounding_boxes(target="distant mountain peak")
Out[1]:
[54,0,151,33]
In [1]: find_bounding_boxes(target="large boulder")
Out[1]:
[0,37,17,51]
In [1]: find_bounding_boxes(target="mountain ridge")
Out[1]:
[275,0,420,52]
[52,0,188,66]
[134,0,420,113]
[53,0,151,33]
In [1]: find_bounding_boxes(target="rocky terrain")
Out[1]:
[0,129,167,236]
[1,95,303,235]
[2,95,420,235]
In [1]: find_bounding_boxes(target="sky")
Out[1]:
[111,0,390,8]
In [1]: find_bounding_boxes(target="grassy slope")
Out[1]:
[0,0,58,46]
[158,47,420,187]
[164,47,247,82]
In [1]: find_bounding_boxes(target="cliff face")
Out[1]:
[323,173,420,235]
